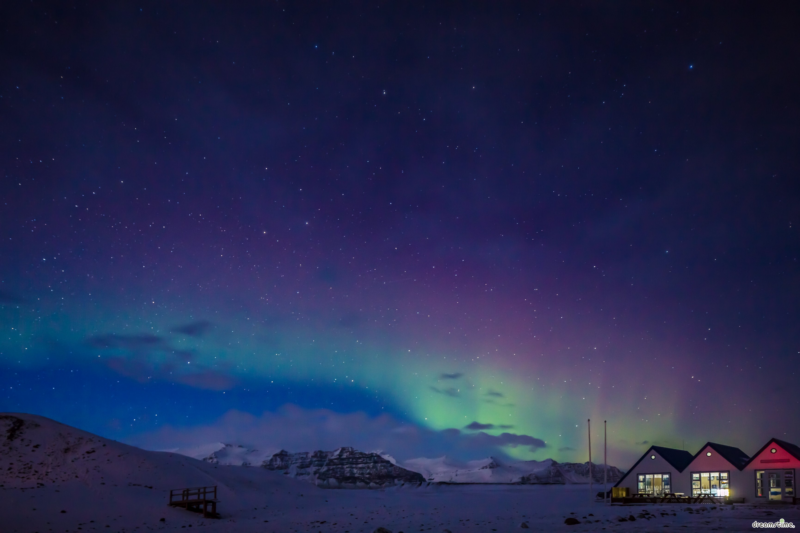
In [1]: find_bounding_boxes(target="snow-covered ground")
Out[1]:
[3,413,799,532]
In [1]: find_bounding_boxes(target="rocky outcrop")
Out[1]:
[520,461,623,484]
[519,461,566,484]
[560,461,624,484]
[262,447,425,488]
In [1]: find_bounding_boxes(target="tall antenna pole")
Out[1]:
[604,420,608,504]
[588,418,593,502]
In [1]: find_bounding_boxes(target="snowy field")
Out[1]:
[5,471,800,532]
[3,414,800,532]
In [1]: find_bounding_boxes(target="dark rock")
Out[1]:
[520,522,530,528]
[564,517,581,525]
[627,515,636,521]
[373,528,392,533]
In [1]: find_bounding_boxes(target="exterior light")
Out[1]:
[770,448,777,454]
[706,452,712,457]
[650,455,656,460]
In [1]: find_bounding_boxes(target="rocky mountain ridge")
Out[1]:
[187,443,623,487]
[262,447,425,488]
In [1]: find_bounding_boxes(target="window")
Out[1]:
[786,471,794,498]
[691,471,730,497]
[756,471,764,498]
[637,473,671,496]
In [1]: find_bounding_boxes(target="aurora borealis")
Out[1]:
[2,3,799,467]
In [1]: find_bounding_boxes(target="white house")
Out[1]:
[614,445,694,496]
[682,442,749,500]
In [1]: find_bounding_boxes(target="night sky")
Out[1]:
[2,2,799,467]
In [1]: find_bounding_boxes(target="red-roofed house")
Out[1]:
[743,438,800,503]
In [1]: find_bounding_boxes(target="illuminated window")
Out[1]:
[691,471,730,497]
[756,471,764,498]
[637,473,670,496]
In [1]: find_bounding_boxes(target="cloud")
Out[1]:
[485,389,504,398]
[464,421,514,431]
[438,372,463,380]
[430,386,460,397]
[171,320,213,338]
[128,405,548,461]
[636,440,650,446]
[87,331,234,391]
[0,290,23,304]
[468,432,546,452]
[558,446,576,452]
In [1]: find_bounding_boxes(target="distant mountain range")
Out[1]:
[172,443,623,487]
[404,455,623,484]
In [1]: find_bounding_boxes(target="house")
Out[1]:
[742,438,800,503]
[614,445,694,496]
[682,442,749,499]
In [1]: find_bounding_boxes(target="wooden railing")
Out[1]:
[168,486,219,517]
[169,485,217,505]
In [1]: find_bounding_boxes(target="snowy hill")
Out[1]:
[401,455,622,484]
[0,412,332,530]
[161,441,228,460]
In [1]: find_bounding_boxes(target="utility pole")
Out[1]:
[604,420,608,504]
[588,418,593,503]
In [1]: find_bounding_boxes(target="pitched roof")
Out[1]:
[614,445,694,487]
[744,438,800,468]
[774,439,800,461]
[691,442,750,470]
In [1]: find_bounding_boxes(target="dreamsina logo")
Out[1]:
[752,518,796,529]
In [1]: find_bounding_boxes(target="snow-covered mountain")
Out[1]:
[262,447,425,488]
[161,441,227,460]
[167,441,624,486]
[202,443,280,467]
[401,455,622,484]
[164,442,280,467]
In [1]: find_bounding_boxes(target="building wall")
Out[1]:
[682,445,747,500]
[742,441,800,501]
[617,449,689,495]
